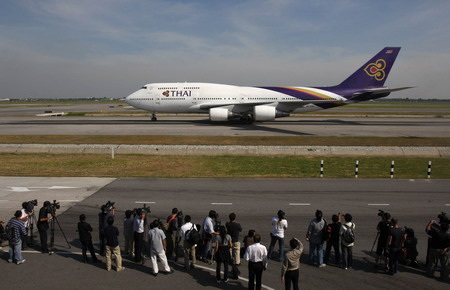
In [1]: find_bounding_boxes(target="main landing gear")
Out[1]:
[151,112,157,121]
[240,113,254,124]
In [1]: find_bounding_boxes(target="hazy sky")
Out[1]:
[1,0,449,99]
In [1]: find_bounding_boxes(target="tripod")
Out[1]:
[49,207,71,254]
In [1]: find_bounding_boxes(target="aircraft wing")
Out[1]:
[198,99,345,111]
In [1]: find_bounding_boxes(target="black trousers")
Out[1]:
[81,239,98,262]
[284,269,299,290]
[324,240,340,264]
[248,261,264,290]
[38,225,48,253]
[134,231,144,262]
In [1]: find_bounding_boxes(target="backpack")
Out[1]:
[343,223,355,244]
[186,224,201,245]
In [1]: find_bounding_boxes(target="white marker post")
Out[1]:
[390,160,395,179]
[427,161,432,179]
[111,147,115,159]
[355,160,359,178]
[320,160,324,178]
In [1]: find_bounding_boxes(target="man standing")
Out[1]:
[148,219,173,276]
[104,216,125,272]
[387,217,403,275]
[165,208,179,260]
[200,210,218,263]
[6,210,26,264]
[244,233,268,290]
[226,212,242,265]
[306,210,326,267]
[324,214,341,266]
[340,213,355,270]
[134,209,146,263]
[77,214,100,263]
[426,220,450,281]
[375,212,391,269]
[37,201,52,254]
[281,238,303,290]
[123,210,134,258]
[178,215,197,269]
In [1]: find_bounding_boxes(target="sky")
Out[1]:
[1,0,450,99]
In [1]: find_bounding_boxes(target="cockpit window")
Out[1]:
[141,86,147,89]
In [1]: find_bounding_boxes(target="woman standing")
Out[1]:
[268,210,288,261]
[215,225,232,283]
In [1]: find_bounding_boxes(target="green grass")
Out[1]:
[1,154,448,178]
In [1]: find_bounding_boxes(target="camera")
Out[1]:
[48,200,60,215]
[377,209,385,217]
[438,212,449,223]
[101,201,115,213]
[24,199,38,214]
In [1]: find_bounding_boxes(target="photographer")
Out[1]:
[200,210,219,263]
[375,211,391,269]
[165,208,180,260]
[20,200,35,249]
[425,219,450,281]
[387,218,404,275]
[99,201,115,256]
[37,201,52,253]
[426,212,449,265]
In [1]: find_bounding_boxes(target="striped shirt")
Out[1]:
[6,218,26,243]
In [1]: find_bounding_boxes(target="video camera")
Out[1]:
[23,199,38,214]
[377,209,385,217]
[438,212,449,223]
[133,203,151,216]
[48,200,60,215]
[101,201,115,214]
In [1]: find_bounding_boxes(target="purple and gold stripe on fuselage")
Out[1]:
[259,86,336,100]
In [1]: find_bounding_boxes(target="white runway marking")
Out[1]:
[135,201,156,204]
[289,203,311,206]
[211,203,233,205]
[367,204,390,206]
[58,200,80,202]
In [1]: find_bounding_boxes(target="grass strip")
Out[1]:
[1,154,448,179]
[1,135,450,147]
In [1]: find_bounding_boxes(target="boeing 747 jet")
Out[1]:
[125,47,412,123]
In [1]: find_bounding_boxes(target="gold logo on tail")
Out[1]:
[364,59,386,81]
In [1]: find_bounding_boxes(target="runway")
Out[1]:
[1,116,450,137]
[1,177,449,289]
[1,102,449,137]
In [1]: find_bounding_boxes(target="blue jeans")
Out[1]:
[9,240,24,262]
[268,234,284,261]
[309,242,324,265]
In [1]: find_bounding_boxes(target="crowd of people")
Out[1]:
[1,201,449,289]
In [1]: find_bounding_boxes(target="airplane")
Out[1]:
[125,47,412,123]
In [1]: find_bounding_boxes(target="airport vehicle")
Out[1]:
[125,47,411,123]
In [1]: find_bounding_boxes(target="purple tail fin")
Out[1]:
[338,47,401,88]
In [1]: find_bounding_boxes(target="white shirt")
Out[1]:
[179,222,197,242]
[244,242,268,263]
[133,216,144,233]
[201,216,214,235]
[20,209,30,228]
[271,217,288,238]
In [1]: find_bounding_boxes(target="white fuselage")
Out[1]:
[125,82,346,117]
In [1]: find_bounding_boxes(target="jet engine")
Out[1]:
[209,108,231,121]
[253,105,276,121]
